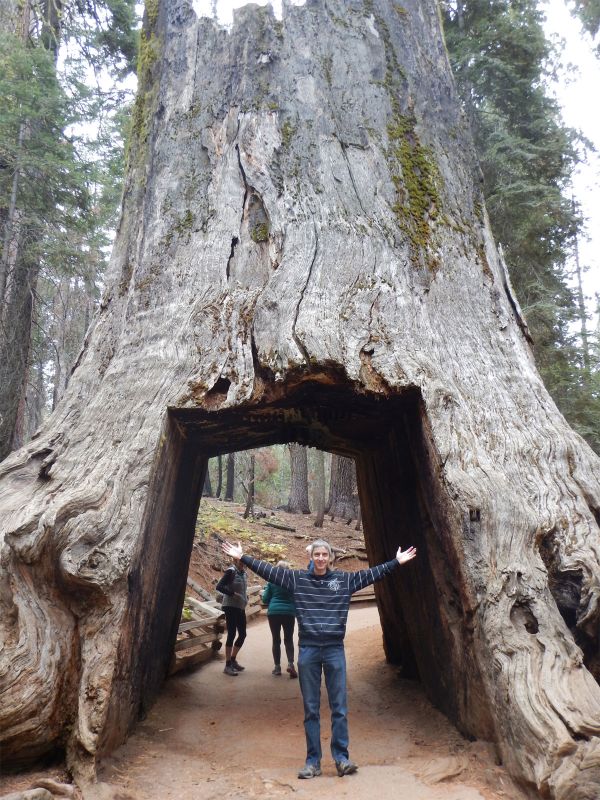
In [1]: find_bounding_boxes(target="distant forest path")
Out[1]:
[95,607,528,800]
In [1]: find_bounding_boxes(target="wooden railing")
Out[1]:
[170,583,263,674]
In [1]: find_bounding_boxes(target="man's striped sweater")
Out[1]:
[241,555,399,646]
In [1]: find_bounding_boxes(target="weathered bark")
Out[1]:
[313,448,326,528]
[286,443,310,514]
[326,454,358,521]
[1,2,600,797]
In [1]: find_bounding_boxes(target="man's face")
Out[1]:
[312,546,331,575]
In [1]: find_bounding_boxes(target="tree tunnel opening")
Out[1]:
[123,381,493,751]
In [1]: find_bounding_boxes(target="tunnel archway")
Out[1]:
[121,380,495,753]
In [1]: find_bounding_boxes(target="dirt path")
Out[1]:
[88,607,529,800]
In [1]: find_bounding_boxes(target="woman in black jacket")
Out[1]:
[216,558,248,676]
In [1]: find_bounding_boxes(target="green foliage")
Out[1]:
[0,33,90,270]
[59,0,139,78]
[442,0,600,452]
[571,0,600,51]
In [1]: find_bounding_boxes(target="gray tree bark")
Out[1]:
[313,449,326,528]
[215,454,222,498]
[1,2,600,797]
[326,454,358,521]
[225,452,235,501]
[286,443,310,514]
[243,453,255,519]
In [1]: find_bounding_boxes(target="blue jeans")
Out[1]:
[298,643,349,765]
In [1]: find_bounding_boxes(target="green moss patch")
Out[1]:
[387,114,440,255]
[251,222,269,243]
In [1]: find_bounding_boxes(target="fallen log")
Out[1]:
[263,521,296,532]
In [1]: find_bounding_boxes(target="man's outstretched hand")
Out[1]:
[222,540,243,560]
[396,545,417,565]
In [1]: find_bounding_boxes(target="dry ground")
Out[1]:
[94,607,530,800]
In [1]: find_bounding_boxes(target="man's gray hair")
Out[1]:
[309,539,333,560]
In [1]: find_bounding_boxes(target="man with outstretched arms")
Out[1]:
[221,537,417,779]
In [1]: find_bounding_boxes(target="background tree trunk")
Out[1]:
[326,454,358,521]
[1,3,600,797]
[215,454,222,498]
[355,504,362,532]
[286,443,310,514]
[225,452,235,501]
[0,240,37,459]
[243,453,255,520]
[313,448,326,528]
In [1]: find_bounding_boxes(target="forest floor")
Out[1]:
[0,499,533,800]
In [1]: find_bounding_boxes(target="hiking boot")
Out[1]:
[231,659,245,671]
[223,663,238,676]
[298,763,321,779]
[272,665,282,676]
[287,664,298,679]
[335,760,358,777]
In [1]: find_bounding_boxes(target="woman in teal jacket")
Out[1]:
[262,560,298,678]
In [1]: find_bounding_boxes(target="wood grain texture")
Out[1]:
[1,1,600,796]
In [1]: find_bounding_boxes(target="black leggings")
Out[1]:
[224,606,247,648]
[268,614,295,665]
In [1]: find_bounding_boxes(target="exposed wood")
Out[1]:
[174,631,219,651]
[178,618,218,633]
[186,577,213,601]
[169,643,218,675]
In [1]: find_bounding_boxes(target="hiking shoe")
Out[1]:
[287,664,298,679]
[231,660,245,671]
[272,665,282,676]
[298,764,321,779]
[223,664,238,676]
[335,760,358,777]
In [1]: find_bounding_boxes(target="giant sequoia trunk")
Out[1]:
[1,2,600,797]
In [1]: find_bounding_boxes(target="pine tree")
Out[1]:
[571,0,600,52]
[442,0,600,451]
